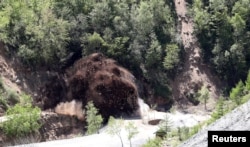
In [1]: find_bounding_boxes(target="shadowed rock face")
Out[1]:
[42,53,139,120]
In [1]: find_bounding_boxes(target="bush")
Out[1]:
[143,137,163,147]
[1,95,41,137]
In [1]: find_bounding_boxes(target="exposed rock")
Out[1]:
[39,112,85,142]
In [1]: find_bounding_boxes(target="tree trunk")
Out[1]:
[205,98,207,110]
[118,136,124,147]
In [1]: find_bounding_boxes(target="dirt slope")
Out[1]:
[0,43,22,95]
[172,0,222,111]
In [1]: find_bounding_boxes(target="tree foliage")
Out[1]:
[197,85,210,110]
[2,94,41,137]
[211,97,226,120]
[106,116,124,147]
[163,44,180,70]
[0,0,180,99]
[0,0,70,67]
[192,0,250,87]
[85,101,103,135]
[245,70,250,91]
[125,122,139,147]
[230,80,245,105]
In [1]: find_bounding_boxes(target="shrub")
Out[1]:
[1,95,41,137]
[143,137,163,147]
[85,101,103,135]
[6,90,19,104]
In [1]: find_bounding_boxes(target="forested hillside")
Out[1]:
[0,0,249,109]
[1,0,250,146]
[191,0,250,87]
[0,0,181,101]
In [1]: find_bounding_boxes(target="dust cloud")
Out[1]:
[55,100,85,120]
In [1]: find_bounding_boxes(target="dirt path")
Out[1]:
[172,0,222,112]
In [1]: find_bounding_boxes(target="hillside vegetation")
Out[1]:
[0,0,248,101]
[0,0,180,101]
[1,0,250,146]
[191,0,250,87]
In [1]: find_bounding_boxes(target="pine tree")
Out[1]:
[245,70,250,91]
[230,80,245,105]
[211,97,225,120]
[163,44,180,70]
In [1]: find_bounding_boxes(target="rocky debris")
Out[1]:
[40,53,139,120]
[39,112,85,142]
[179,100,250,147]
[66,53,139,119]
[172,0,222,111]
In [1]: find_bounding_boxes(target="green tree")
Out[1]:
[89,1,113,33]
[157,115,172,138]
[145,38,162,69]
[211,97,225,120]
[82,32,108,56]
[197,85,209,110]
[0,0,70,67]
[85,101,103,135]
[125,122,139,147]
[106,116,124,147]
[245,70,250,91]
[163,44,180,70]
[134,1,154,37]
[230,80,245,105]
[230,13,246,37]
